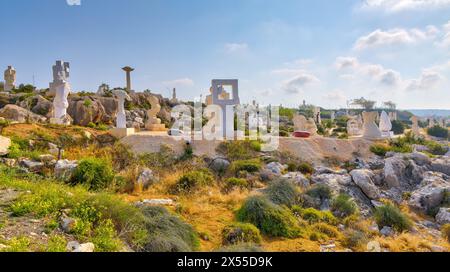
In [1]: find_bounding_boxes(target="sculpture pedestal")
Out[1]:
[145,124,167,132]
[49,117,72,126]
[110,128,135,139]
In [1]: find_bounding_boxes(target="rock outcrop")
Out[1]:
[0,104,47,123]
[350,169,381,200]
[0,136,11,156]
[409,172,449,213]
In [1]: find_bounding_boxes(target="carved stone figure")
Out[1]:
[145,95,167,131]
[4,66,16,92]
[379,111,393,138]
[362,112,382,139]
[49,61,70,97]
[410,116,420,136]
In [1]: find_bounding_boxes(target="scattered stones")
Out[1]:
[0,158,16,167]
[54,160,78,180]
[0,136,11,156]
[38,154,56,163]
[350,169,381,199]
[436,208,450,225]
[48,143,61,157]
[431,157,450,176]
[66,241,95,252]
[320,244,336,252]
[59,215,77,233]
[369,223,379,233]
[380,226,394,237]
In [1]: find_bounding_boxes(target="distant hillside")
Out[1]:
[406,109,450,118]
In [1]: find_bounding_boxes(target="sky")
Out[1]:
[1,0,450,109]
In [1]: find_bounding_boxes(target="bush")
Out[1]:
[224,177,248,192]
[216,141,260,161]
[297,162,315,175]
[230,159,261,174]
[425,141,448,156]
[311,223,340,239]
[370,144,390,157]
[174,169,214,193]
[331,194,359,218]
[374,204,412,232]
[236,196,301,238]
[442,224,450,243]
[342,230,368,250]
[427,126,449,139]
[297,207,337,225]
[141,206,199,252]
[70,158,115,191]
[391,120,406,135]
[306,184,333,201]
[222,223,262,245]
[264,179,300,207]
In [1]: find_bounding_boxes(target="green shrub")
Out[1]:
[175,169,214,193]
[46,234,67,252]
[297,208,337,225]
[216,141,260,161]
[374,204,412,232]
[70,158,115,191]
[224,177,248,192]
[391,120,406,135]
[264,179,300,207]
[91,219,123,252]
[236,196,301,238]
[312,223,340,239]
[2,237,31,252]
[230,159,261,174]
[442,224,450,243]
[427,126,449,139]
[342,230,368,250]
[370,144,390,157]
[331,194,359,218]
[141,206,199,252]
[138,145,177,168]
[297,162,315,175]
[222,223,262,245]
[424,141,448,156]
[306,184,333,201]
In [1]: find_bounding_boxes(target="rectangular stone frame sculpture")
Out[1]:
[211,79,240,139]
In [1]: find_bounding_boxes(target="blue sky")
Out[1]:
[1,0,450,109]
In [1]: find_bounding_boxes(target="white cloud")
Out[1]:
[354,27,437,50]
[323,91,347,102]
[281,72,320,94]
[335,57,359,69]
[224,43,249,53]
[162,78,194,87]
[407,70,443,90]
[359,0,450,13]
[436,21,450,47]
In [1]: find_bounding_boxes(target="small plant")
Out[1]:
[297,207,337,225]
[70,158,115,191]
[297,162,315,175]
[236,196,301,238]
[230,159,261,174]
[91,219,123,252]
[331,194,359,218]
[370,144,390,157]
[175,169,215,193]
[46,235,67,252]
[3,237,31,252]
[442,224,450,243]
[224,177,248,192]
[311,223,340,239]
[264,179,301,207]
[83,99,93,107]
[342,229,368,250]
[374,204,412,232]
[216,141,260,161]
[222,223,262,245]
[306,184,333,201]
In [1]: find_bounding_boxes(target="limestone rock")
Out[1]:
[136,168,158,189]
[380,226,394,237]
[66,241,95,252]
[137,199,175,206]
[315,167,347,175]
[436,208,450,225]
[209,158,231,174]
[0,104,47,123]
[59,215,77,233]
[409,172,450,212]
[282,172,310,188]
[384,155,425,189]
[431,157,450,176]
[67,97,114,126]
[19,159,44,173]
[55,160,78,180]
[410,152,431,166]
[38,154,56,163]
[350,169,381,200]
[265,162,287,175]
[0,135,11,156]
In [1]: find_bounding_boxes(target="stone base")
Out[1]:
[381,131,394,138]
[50,117,71,126]
[110,128,135,139]
[145,124,167,132]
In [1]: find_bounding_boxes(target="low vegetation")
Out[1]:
[222,223,262,245]
[374,204,412,232]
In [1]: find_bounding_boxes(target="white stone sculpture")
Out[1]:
[314,107,321,124]
[293,114,308,131]
[428,118,436,128]
[362,112,382,139]
[109,89,135,138]
[410,116,420,136]
[347,117,363,136]
[145,95,167,131]
[211,79,240,139]
[97,84,109,96]
[379,111,393,138]
[49,61,70,97]
[330,111,336,121]
[4,66,16,92]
